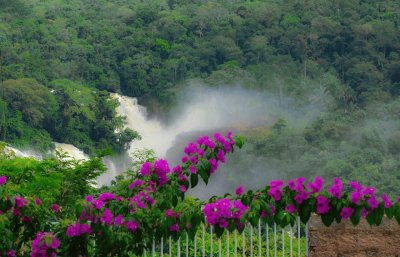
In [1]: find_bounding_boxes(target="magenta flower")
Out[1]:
[0,175,7,185]
[294,191,310,204]
[340,207,354,220]
[178,173,187,181]
[181,156,189,163]
[190,155,198,164]
[98,192,116,202]
[129,179,143,190]
[114,215,123,226]
[260,210,268,218]
[140,162,152,176]
[165,209,175,217]
[209,158,218,173]
[35,198,42,206]
[189,165,197,174]
[362,187,376,196]
[349,181,363,191]
[316,195,330,214]
[31,232,60,256]
[180,185,187,192]
[268,180,284,201]
[350,192,361,204]
[216,149,226,163]
[172,165,182,174]
[235,185,244,196]
[285,205,297,214]
[85,195,93,202]
[52,204,60,213]
[92,200,105,210]
[6,250,15,257]
[308,176,324,193]
[368,195,379,210]
[126,220,139,232]
[101,208,114,225]
[184,142,198,155]
[22,216,32,223]
[169,223,180,232]
[328,178,343,199]
[219,219,229,228]
[288,180,296,190]
[381,194,392,208]
[361,208,369,218]
[14,196,28,208]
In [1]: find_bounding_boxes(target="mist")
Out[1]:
[117,83,326,198]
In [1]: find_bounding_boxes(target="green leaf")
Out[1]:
[215,225,224,238]
[395,205,400,224]
[234,135,245,149]
[350,207,361,226]
[299,204,311,224]
[385,207,394,219]
[321,211,335,227]
[366,212,376,225]
[172,195,178,207]
[190,173,199,188]
[374,203,385,226]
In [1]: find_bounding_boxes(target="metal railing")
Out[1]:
[142,217,308,257]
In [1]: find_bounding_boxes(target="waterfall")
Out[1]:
[3,146,43,160]
[54,143,89,161]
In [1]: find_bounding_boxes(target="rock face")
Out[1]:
[308,216,400,257]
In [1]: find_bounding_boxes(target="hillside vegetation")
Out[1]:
[0,0,400,192]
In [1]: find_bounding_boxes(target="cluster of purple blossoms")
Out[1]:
[203,198,248,228]
[287,177,310,204]
[288,177,305,192]
[328,178,343,199]
[0,175,7,185]
[316,195,330,214]
[140,160,171,187]
[66,223,92,237]
[307,176,324,193]
[340,207,354,220]
[381,193,392,208]
[235,185,244,196]
[268,180,284,201]
[182,132,235,175]
[348,181,385,211]
[164,209,182,232]
[13,196,29,216]
[31,232,59,257]
[285,204,297,214]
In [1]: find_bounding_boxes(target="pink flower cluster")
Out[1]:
[140,159,171,186]
[348,181,386,211]
[66,223,92,237]
[0,175,7,185]
[203,198,248,228]
[307,176,324,193]
[181,132,235,174]
[340,207,354,220]
[31,232,59,257]
[288,178,310,204]
[268,180,284,201]
[316,195,330,214]
[164,209,182,232]
[328,178,343,199]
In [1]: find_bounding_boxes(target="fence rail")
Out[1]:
[142,217,308,257]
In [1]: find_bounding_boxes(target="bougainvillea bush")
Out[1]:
[1,132,400,256]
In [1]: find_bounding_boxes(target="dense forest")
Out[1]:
[1,0,400,192]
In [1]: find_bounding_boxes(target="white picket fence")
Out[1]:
[142,217,309,257]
